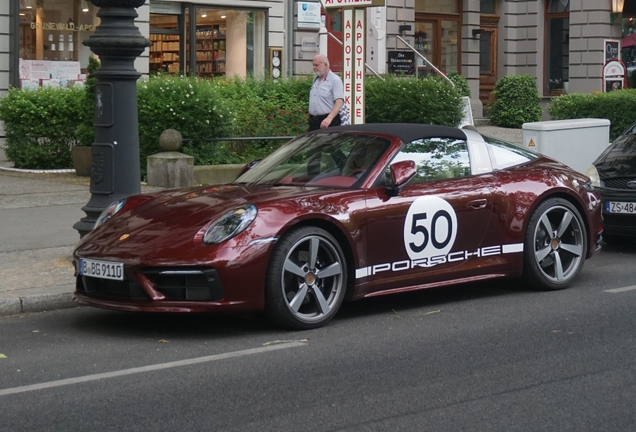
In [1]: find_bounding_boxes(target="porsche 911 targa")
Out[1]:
[73,124,604,329]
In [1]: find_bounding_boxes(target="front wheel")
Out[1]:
[265,226,347,330]
[522,198,587,290]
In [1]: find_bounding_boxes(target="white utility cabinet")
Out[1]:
[522,119,611,174]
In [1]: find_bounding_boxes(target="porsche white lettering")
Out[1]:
[429,255,447,266]
[447,251,465,262]
[481,245,501,256]
[410,255,448,268]
[464,248,481,259]
[356,243,524,279]
[392,260,410,271]
[371,263,391,274]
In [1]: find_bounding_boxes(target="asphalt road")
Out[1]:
[1,242,635,432]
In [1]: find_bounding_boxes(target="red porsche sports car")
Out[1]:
[73,124,603,329]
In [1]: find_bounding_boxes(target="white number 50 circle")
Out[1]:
[403,196,458,260]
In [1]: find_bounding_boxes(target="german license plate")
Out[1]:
[79,258,124,281]
[606,201,636,214]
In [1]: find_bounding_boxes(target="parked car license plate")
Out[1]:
[606,201,636,214]
[79,258,124,281]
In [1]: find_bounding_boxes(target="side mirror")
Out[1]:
[236,158,262,179]
[386,160,416,196]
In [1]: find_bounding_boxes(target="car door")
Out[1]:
[360,135,494,296]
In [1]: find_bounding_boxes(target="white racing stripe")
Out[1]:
[604,285,636,293]
[0,341,307,397]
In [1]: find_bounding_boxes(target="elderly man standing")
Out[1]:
[308,54,345,131]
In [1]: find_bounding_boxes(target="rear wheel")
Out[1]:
[523,198,586,290]
[265,226,347,330]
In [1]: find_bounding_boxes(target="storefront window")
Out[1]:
[548,0,569,13]
[413,20,459,76]
[622,17,636,84]
[193,8,227,75]
[480,0,496,15]
[545,0,569,96]
[150,4,266,78]
[414,0,459,14]
[18,0,98,88]
[414,22,435,76]
[441,21,459,73]
[149,13,181,74]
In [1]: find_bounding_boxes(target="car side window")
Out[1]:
[483,136,537,170]
[387,137,471,184]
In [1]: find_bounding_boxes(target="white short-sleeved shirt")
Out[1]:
[308,70,344,116]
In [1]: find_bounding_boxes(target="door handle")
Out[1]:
[467,199,487,209]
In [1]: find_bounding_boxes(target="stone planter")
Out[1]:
[72,145,92,177]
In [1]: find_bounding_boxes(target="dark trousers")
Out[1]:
[308,113,341,131]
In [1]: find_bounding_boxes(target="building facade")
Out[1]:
[0,0,634,119]
[1,0,285,93]
[307,0,630,116]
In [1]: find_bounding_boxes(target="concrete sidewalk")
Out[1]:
[0,125,523,317]
[0,169,90,315]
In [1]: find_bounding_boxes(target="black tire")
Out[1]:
[265,226,347,330]
[522,198,587,290]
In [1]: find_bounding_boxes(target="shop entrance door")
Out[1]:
[478,27,497,104]
[326,11,343,72]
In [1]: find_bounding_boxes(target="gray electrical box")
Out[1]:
[522,119,611,174]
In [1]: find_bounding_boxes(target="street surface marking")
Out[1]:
[0,342,306,397]
[604,285,636,293]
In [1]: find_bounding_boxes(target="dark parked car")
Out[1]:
[587,121,636,245]
[73,124,603,329]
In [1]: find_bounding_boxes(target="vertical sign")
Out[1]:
[354,9,365,124]
[604,39,620,62]
[343,9,354,120]
[324,1,384,125]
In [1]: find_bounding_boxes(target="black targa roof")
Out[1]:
[314,123,468,143]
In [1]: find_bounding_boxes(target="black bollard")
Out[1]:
[73,0,151,238]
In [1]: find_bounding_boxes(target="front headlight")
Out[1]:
[94,199,126,229]
[585,165,601,188]
[202,204,258,245]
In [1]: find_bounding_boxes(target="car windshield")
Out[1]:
[235,132,391,188]
[613,122,636,151]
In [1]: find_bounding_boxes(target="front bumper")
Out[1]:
[76,267,224,302]
[74,266,260,313]
[598,187,636,238]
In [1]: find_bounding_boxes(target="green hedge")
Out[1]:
[0,86,84,169]
[0,74,465,171]
[447,72,471,98]
[548,89,636,140]
[137,75,232,173]
[489,74,542,128]
[212,75,312,161]
[365,75,464,126]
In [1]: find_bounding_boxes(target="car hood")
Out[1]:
[76,184,357,255]
[594,133,636,178]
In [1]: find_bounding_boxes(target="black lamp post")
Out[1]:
[73,0,151,238]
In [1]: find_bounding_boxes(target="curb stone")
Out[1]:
[0,290,78,317]
[21,292,78,314]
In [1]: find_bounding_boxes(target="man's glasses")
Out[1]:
[312,62,325,67]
